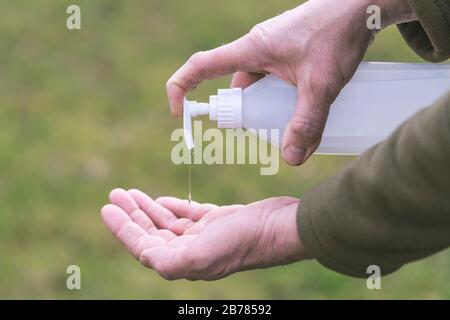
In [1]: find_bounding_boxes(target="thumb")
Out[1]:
[282,86,330,166]
[140,246,188,280]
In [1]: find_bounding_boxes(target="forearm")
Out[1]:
[297,91,450,277]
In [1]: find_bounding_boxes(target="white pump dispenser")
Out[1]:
[183,88,243,150]
[183,62,450,154]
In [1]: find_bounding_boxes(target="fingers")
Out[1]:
[127,189,178,229]
[110,188,179,239]
[166,33,264,117]
[168,218,193,235]
[109,188,157,234]
[281,85,330,166]
[183,220,206,235]
[101,204,166,259]
[230,71,265,88]
[109,188,139,213]
[155,196,216,221]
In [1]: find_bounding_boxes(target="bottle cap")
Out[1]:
[215,88,242,128]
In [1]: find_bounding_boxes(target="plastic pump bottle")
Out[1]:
[183,62,450,154]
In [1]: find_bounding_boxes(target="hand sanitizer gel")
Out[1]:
[183,62,450,154]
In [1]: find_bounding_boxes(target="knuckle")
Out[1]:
[249,23,270,42]
[248,23,274,57]
[165,79,176,92]
[187,51,206,74]
[290,113,324,142]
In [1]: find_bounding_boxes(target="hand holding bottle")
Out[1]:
[166,0,417,165]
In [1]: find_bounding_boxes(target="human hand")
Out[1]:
[101,188,309,280]
[166,0,416,165]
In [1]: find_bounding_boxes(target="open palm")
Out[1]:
[101,188,307,280]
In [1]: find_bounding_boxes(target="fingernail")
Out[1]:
[283,145,306,165]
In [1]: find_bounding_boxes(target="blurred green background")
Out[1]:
[0,0,449,299]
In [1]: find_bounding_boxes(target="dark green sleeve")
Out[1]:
[397,0,450,62]
[297,91,450,278]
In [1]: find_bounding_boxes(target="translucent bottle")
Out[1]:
[183,62,450,154]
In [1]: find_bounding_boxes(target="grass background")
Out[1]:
[0,0,449,299]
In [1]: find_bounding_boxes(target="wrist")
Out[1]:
[273,198,312,263]
[376,0,417,27]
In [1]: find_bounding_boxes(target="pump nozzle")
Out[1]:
[182,88,243,150]
[183,99,212,150]
[183,98,195,150]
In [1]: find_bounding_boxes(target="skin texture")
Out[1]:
[101,189,307,280]
[102,0,418,281]
[166,0,417,166]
